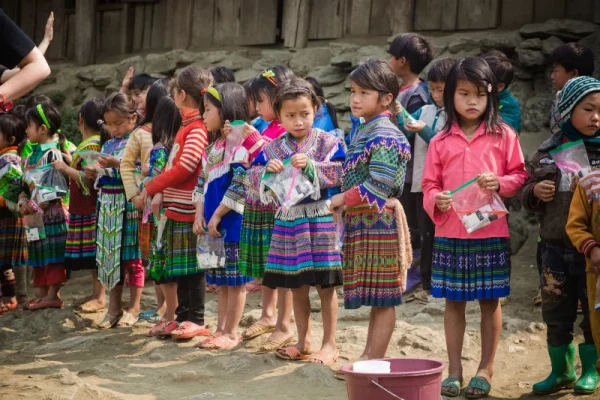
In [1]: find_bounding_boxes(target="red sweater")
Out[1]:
[145,108,208,222]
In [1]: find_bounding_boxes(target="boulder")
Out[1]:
[520,19,598,41]
[579,31,600,80]
[289,47,333,74]
[116,55,145,82]
[522,95,553,132]
[448,37,481,54]
[76,63,115,82]
[541,36,564,56]
[235,68,260,83]
[515,48,545,68]
[307,65,347,86]
[252,49,293,70]
[323,83,345,98]
[328,91,350,112]
[351,45,389,68]
[195,50,229,65]
[220,53,255,72]
[145,49,196,75]
[329,42,360,57]
[93,74,113,88]
[330,52,354,69]
[104,80,122,96]
[508,213,529,255]
[519,38,543,50]
[83,86,106,103]
[410,313,435,324]
[480,31,522,52]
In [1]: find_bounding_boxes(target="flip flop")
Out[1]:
[256,336,295,354]
[195,333,219,348]
[275,346,312,361]
[117,311,138,327]
[76,302,106,314]
[465,376,491,399]
[308,349,340,366]
[139,310,161,322]
[28,298,64,311]
[441,376,464,397]
[97,313,123,329]
[22,298,42,310]
[200,335,242,350]
[242,322,275,340]
[0,302,18,315]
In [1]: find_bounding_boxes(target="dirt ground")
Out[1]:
[0,229,597,400]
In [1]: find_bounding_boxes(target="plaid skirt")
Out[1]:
[27,205,67,268]
[138,216,153,262]
[162,219,200,277]
[0,216,27,266]
[206,243,253,287]
[65,213,96,271]
[431,237,511,301]
[238,198,277,278]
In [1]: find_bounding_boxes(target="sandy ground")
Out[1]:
[1,229,597,400]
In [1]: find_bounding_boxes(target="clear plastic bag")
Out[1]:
[262,158,315,210]
[334,210,345,251]
[155,215,168,250]
[196,229,227,269]
[549,140,591,192]
[225,120,248,164]
[23,164,68,205]
[78,150,106,168]
[23,212,46,242]
[450,175,508,234]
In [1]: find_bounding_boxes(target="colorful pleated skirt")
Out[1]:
[238,197,277,278]
[0,216,27,266]
[343,206,402,309]
[138,216,153,263]
[65,213,96,271]
[161,218,200,278]
[27,205,67,268]
[431,237,511,301]
[206,243,253,287]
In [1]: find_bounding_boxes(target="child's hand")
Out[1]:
[52,159,67,173]
[142,165,149,177]
[291,154,308,170]
[589,247,600,274]
[193,213,206,235]
[84,166,97,181]
[19,201,32,216]
[392,100,402,116]
[151,192,163,219]
[266,159,284,173]
[44,12,54,42]
[242,123,258,139]
[329,193,345,213]
[435,191,452,212]
[570,174,580,193]
[131,195,145,210]
[207,215,222,238]
[404,120,426,133]
[61,152,72,165]
[98,155,120,169]
[121,67,134,92]
[477,172,499,192]
[533,180,555,203]
[223,120,232,138]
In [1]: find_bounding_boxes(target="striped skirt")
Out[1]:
[207,243,253,287]
[162,218,200,277]
[138,217,153,263]
[238,198,277,278]
[263,205,342,289]
[27,205,67,268]
[65,213,96,271]
[431,237,511,301]
[343,206,402,309]
[0,216,27,266]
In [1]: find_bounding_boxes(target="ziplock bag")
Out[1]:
[261,158,315,210]
[225,120,248,164]
[23,164,68,205]
[78,150,106,168]
[196,229,227,269]
[450,175,508,234]
[549,140,591,192]
[23,212,46,242]
[155,215,168,250]
[334,210,345,251]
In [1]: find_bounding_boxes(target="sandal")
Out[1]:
[195,333,219,348]
[139,310,161,323]
[256,336,295,354]
[171,321,211,339]
[441,376,463,397]
[465,376,491,399]
[97,313,123,329]
[117,311,138,327]
[76,301,106,314]
[308,349,340,366]
[275,346,312,361]
[22,298,42,310]
[532,290,542,306]
[147,318,168,337]
[0,302,18,315]
[28,298,64,311]
[242,322,275,340]
[200,335,242,350]
[334,369,346,381]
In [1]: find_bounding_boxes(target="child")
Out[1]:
[52,98,107,313]
[401,57,456,293]
[422,57,527,397]
[211,66,235,84]
[19,101,69,311]
[238,67,297,352]
[141,66,212,339]
[120,69,158,116]
[305,76,339,132]
[524,76,600,395]
[482,50,521,133]
[193,83,252,349]
[0,113,27,314]
[330,59,412,365]
[254,77,345,365]
[145,96,182,337]
[244,77,269,133]
[549,43,595,134]
[94,93,144,329]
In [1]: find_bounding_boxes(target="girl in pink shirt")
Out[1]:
[422,57,527,398]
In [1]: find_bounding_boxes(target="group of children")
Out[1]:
[1,30,600,398]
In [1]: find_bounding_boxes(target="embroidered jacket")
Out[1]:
[0,146,23,211]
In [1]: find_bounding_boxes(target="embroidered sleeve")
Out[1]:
[222,163,247,214]
[148,148,168,179]
[193,155,208,205]
[306,142,345,192]
[247,150,269,192]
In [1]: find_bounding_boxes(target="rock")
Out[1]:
[323,83,345,98]
[116,55,145,82]
[105,80,122,96]
[522,95,553,131]
[204,300,217,316]
[235,68,259,83]
[448,37,481,54]
[195,50,229,65]
[93,74,113,88]
[76,64,115,82]
[329,43,360,69]
[307,65,347,86]
[515,48,545,68]
[220,53,255,72]
[480,31,522,52]
[338,306,370,322]
[170,370,212,382]
[508,213,528,255]
[290,47,333,74]
[208,352,254,374]
[397,326,445,352]
[503,317,530,333]
[508,345,526,353]
[182,394,236,400]
[239,309,262,327]
[510,79,534,105]
[330,52,354,69]
[542,36,564,56]
[310,290,321,312]
[84,86,106,103]
[145,49,196,75]
[328,91,350,112]
[520,19,598,41]
[329,42,360,57]
[513,66,533,80]
[252,49,293,70]
[410,313,434,324]
[352,46,389,68]
[296,363,339,386]
[527,322,546,332]
[418,301,445,316]
[579,31,600,80]
[520,38,543,50]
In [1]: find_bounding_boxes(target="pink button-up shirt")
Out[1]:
[422,122,528,239]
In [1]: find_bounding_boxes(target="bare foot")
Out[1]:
[266,328,294,344]
[78,298,106,313]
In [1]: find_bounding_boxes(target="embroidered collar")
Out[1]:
[71,135,100,167]
[29,141,58,165]
[0,146,17,156]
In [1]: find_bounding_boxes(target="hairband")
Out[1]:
[36,104,51,129]
[202,87,221,102]
[97,119,104,126]
[262,70,278,87]
[487,83,492,93]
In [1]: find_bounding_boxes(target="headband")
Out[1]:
[36,104,51,129]
[202,87,221,102]
[262,70,278,87]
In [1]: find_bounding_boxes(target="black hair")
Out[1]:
[442,56,502,136]
[204,82,249,144]
[25,101,62,138]
[243,77,258,119]
[387,33,433,75]
[349,59,400,117]
[210,66,236,84]
[550,43,595,77]
[304,76,339,129]
[79,98,110,145]
[173,66,214,113]
[273,78,322,120]
[482,50,514,89]
[140,79,169,126]
[0,113,26,147]
[129,74,158,91]
[248,66,295,105]
[152,96,181,154]
[8,105,27,154]
[25,95,70,153]
[427,58,458,83]
[25,94,52,110]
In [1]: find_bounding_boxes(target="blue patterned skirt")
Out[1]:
[431,237,510,301]
[206,243,252,287]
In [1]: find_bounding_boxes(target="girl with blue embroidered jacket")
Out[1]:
[192,83,252,350]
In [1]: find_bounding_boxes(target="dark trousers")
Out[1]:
[400,185,421,250]
[175,271,206,325]
[0,264,15,297]
[415,192,435,290]
[541,243,593,346]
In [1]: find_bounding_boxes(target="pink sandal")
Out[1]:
[28,298,64,311]
[171,321,211,339]
[275,346,312,361]
[147,318,168,337]
[200,335,242,350]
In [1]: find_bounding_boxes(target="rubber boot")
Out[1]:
[574,343,599,394]
[532,343,577,395]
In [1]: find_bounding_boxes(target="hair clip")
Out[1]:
[97,119,104,126]
[203,87,221,102]
[262,70,278,87]
[36,104,52,129]
[487,83,492,93]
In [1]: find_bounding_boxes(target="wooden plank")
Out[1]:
[441,0,458,31]
[238,0,278,45]
[66,12,75,60]
[20,0,37,40]
[501,0,533,28]
[595,0,600,23]
[35,0,52,43]
[150,0,167,49]
[190,0,214,47]
[390,0,414,33]
[213,0,237,45]
[567,0,593,21]
[533,0,565,22]
[413,0,441,30]
[457,0,499,29]
[369,0,392,36]
[172,0,193,49]
[133,4,145,51]
[2,1,20,23]
[101,10,123,56]
[142,4,153,49]
[163,0,176,48]
[309,0,343,39]
[283,0,311,48]
[75,0,95,65]
[344,0,371,36]
[47,0,67,60]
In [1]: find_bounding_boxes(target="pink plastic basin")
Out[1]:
[341,358,445,400]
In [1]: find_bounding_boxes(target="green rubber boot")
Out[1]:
[574,344,599,394]
[533,343,577,395]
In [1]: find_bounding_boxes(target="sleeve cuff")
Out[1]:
[344,186,367,208]
[581,238,600,257]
